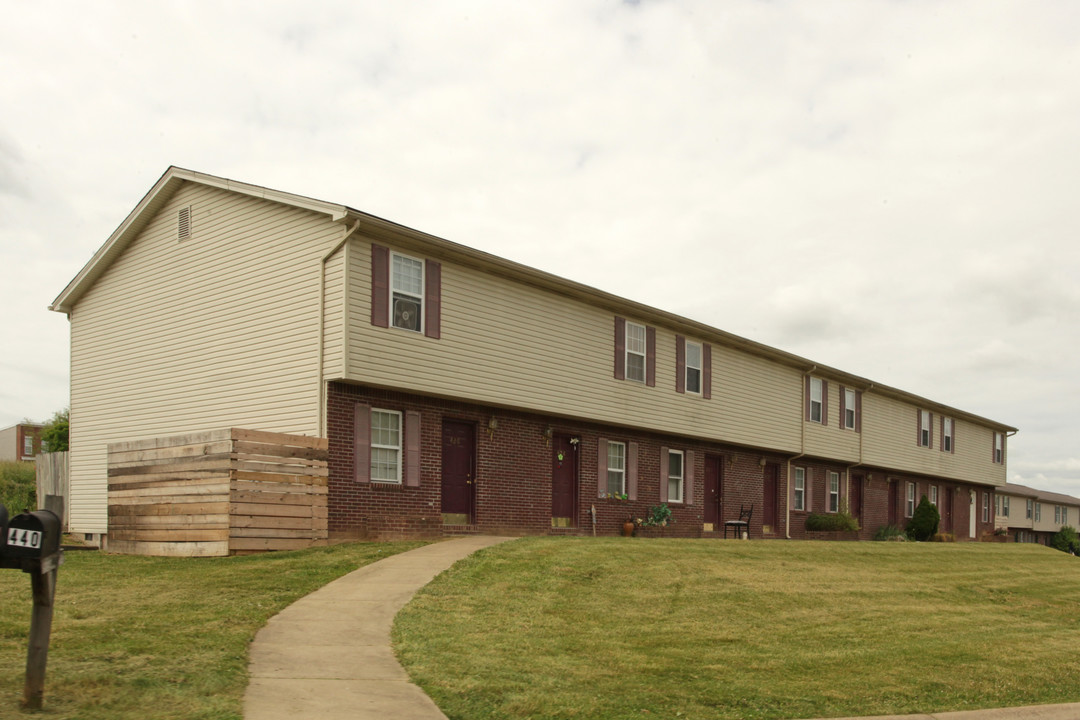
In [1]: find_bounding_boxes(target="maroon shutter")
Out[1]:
[614,317,626,380]
[627,442,638,501]
[928,414,934,450]
[940,419,945,453]
[855,392,862,433]
[685,451,694,505]
[821,380,828,426]
[917,409,922,446]
[597,438,608,498]
[951,421,955,454]
[659,447,669,502]
[839,386,846,429]
[405,411,421,487]
[702,343,712,400]
[354,403,371,483]
[804,376,811,421]
[675,335,686,394]
[646,326,656,387]
[371,245,389,328]
[424,260,441,339]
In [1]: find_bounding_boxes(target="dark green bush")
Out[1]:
[806,512,859,532]
[905,495,940,541]
[0,461,36,514]
[1051,525,1080,555]
[40,407,69,452]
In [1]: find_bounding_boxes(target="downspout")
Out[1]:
[787,365,817,538]
[317,219,361,437]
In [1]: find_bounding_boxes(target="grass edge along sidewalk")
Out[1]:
[0,540,427,720]
[395,538,1080,720]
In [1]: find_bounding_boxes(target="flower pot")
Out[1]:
[621,521,635,537]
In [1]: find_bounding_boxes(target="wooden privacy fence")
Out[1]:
[35,451,69,532]
[107,429,328,557]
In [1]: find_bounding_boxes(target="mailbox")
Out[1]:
[5,510,61,560]
[0,503,7,555]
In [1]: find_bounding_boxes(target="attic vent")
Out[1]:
[178,206,191,241]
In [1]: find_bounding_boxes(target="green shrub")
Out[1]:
[641,504,673,528]
[0,461,36,514]
[40,407,69,452]
[806,512,859,532]
[1051,525,1080,555]
[873,524,906,541]
[905,495,940,541]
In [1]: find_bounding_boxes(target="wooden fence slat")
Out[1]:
[230,428,327,450]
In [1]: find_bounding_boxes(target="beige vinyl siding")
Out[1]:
[322,246,345,379]
[68,182,337,533]
[0,426,16,461]
[346,237,802,451]
[861,393,1006,487]
[803,381,860,463]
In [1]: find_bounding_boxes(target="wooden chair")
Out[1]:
[724,504,753,539]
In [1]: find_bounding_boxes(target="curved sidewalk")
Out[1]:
[244,535,513,720]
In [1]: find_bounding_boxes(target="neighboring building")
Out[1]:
[50,167,1017,545]
[998,482,1080,545]
[0,423,43,462]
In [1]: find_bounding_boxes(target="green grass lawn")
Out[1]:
[394,538,1080,720]
[0,541,425,719]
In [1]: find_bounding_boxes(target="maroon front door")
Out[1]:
[888,480,899,525]
[704,454,722,526]
[441,420,475,521]
[551,435,578,524]
[850,474,863,521]
[944,487,954,533]
[763,463,779,533]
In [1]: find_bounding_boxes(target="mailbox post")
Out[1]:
[1,502,64,710]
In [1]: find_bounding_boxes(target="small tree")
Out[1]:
[906,495,940,541]
[39,408,69,453]
[1051,526,1080,555]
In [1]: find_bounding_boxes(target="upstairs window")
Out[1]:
[1026,499,1033,519]
[1002,496,1010,518]
[625,322,647,383]
[685,341,702,394]
[1064,507,1069,525]
[391,253,425,332]
[993,433,1004,464]
[1055,505,1061,524]
[942,418,954,453]
[843,388,856,429]
[370,245,441,339]
[918,410,933,448]
[1035,502,1042,522]
[808,377,825,424]
[23,435,34,457]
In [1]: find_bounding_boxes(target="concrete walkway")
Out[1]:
[244,534,1080,720]
[244,535,513,720]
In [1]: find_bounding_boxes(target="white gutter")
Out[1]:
[317,219,361,436]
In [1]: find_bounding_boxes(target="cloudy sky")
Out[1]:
[1,1,1077,494]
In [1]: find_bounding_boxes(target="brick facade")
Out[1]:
[327,382,997,541]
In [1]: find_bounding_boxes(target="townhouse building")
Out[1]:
[50,167,1016,546]
[996,483,1080,545]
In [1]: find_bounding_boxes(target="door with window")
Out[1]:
[762,463,779,534]
[441,420,476,524]
[703,455,722,528]
[551,435,578,527]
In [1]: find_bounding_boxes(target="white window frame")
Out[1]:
[390,251,425,333]
[943,418,953,452]
[982,493,990,523]
[930,485,938,507]
[1002,496,1010,518]
[1026,499,1033,520]
[906,482,916,518]
[828,472,840,513]
[23,435,34,456]
[810,378,823,424]
[370,408,403,483]
[1063,507,1069,526]
[625,321,647,384]
[793,467,806,511]
[607,441,626,495]
[844,388,856,430]
[919,410,931,448]
[994,433,1004,464]
[667,449,684,503]
[1035,502,1042,522]
[685,341,702,395]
